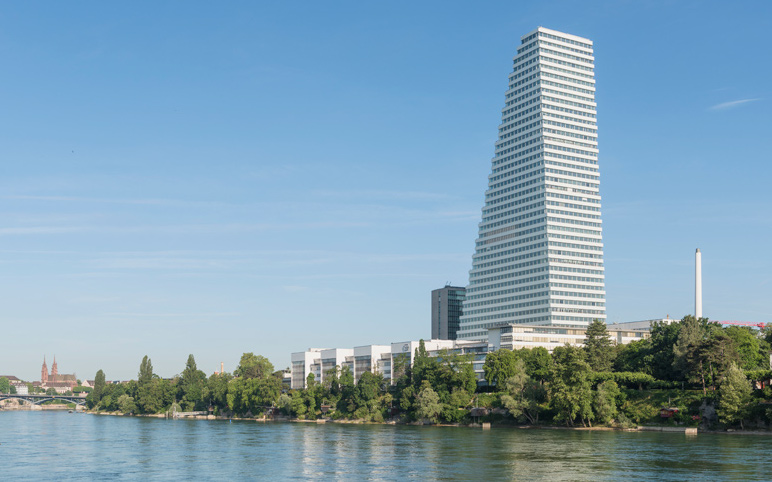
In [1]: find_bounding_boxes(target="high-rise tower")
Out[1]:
[431,285,466,340]
[458,27,606,341]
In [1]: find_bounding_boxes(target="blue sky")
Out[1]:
[1,1,770,381]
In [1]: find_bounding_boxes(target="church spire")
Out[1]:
[41,356,49,384]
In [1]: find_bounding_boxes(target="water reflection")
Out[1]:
[1,412,771,480]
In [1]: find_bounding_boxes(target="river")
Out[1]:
[1,411,770,480]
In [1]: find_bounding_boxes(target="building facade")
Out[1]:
[488,321,649,352]
[458,27,605,341]
[38,356,78,393]
[431,285,466,340]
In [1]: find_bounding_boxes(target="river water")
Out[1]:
[1,411,770,480]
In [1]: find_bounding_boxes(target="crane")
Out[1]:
[717,321,768,329]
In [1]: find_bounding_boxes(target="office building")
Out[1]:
[458,27,605,340]
[431,285,466,340]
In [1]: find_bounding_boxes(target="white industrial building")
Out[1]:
[290,319,656,388]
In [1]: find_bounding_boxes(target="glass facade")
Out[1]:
[431,286,466,340]
[458,27,606,341]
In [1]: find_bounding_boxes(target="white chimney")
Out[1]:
[695,248,702,318]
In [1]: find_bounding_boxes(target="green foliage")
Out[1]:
[227,376,282,416]
[138,356,154,385]
[584,319,614,372]
[724,326,767,371]
[672,315,707,381]
[523,347,552,382]
[277,393,292,415]
[593,381,620,425]
[718,363,753,429]
[117,394,137,414]
[204,372,231,412]
[483,349,520,388]
[234,353,275,380]
[0,377,10,394]
[415,381,441,423]
[744,369,772,382]
[499,359,544,424]
[648,320,682,380]
[614,339,653,374]
[549,345,593,426]
[137,378,168,414]
[89,369,106,407]
[588,372,656,390]
[484,347,553,387]
[180,354,207,411]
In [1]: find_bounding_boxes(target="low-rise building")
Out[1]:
[488,320,651,352]
[353,345,391,383]
[290,320,656,388]
[291,349,324,389]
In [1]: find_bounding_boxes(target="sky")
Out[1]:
[1,1,770,381]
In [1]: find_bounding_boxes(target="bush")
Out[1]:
[440,405,469,424]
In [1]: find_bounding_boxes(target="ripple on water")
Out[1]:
[1,412,771,480]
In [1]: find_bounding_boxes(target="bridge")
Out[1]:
[0,393,88,406]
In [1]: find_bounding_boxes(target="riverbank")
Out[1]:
[1,401,80,411]
[81,409,772,435]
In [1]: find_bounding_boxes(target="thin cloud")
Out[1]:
[0,226,85,235]
[709,98,761,111]
[313,189,451,201]
[3,194,235,208]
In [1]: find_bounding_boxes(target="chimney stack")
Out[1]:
[221,362,224,375]
[695,248,702,319]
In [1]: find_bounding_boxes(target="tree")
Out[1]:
[724,326,766,370]
[137,378,167,414]
[648,320,682,380]
[93,369,106,401]
[584,319,614,372]
[411,340,439,390]
[205,372,232,414]
[700,332,740,391]
[0,377,10,394]
[672,315,707,381]
[523,347,552,382]
[336,365,356,414]
[614,339,652,374]
[414,381,441,423]
[136,356,165,414]
[277,393,292,415]
[500,359,544,424]
[593,380,620,425]
[117,394,137,414]
[483,349,520,388]
[235,353,275,380]
[227,376,282,416]
[138,356,154,385]
[549,345,593,427]
[717,363,753,429]
[180,354,207,411]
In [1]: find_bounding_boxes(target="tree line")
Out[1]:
[85,316,772,430]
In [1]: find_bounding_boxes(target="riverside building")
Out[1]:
[288,320,650,389]
[458,27,605,341]
[431,285,466,340]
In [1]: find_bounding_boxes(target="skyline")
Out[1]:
[1,1,771,380]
